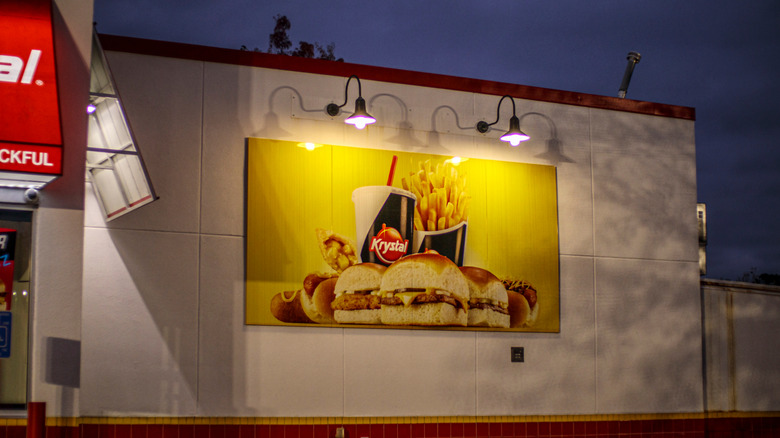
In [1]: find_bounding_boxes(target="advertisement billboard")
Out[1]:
[246,139,559,332]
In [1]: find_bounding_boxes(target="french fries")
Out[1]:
[401,159,469,232]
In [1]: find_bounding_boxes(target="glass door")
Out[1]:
[0,209,31,410]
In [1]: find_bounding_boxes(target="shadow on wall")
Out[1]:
[592,115,696,260]
[370,93,425,149]
[254,85,578,168]
[94,64,256,416]
[728,291,780,410]
[427,105,473,155]
[520,112,574,166]
[104,228,199,415]
[254,86,299,139]
[45,337,80,417]
[594,259,703,411]
[46,337,81,388]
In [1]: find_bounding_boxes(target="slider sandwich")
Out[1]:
[331,263,386,324]
[460,266,510,328]
[379,253,469,326]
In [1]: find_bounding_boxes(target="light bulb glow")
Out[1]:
[345,115,375,130]
[501,132,530,146]
[446,156,468,165]
[87,104,97,114]
[296,142,323,151]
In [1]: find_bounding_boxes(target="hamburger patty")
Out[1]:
[331,292,381,311]
[469,301,510,315]
[381,292,461,309]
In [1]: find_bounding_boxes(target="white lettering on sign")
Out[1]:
[0,50,41,84]
[0,149,54,167]
[0,235,6,250]
[369,238,408,255]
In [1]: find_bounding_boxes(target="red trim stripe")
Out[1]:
[105,195,154,218]
[15,415,780,438]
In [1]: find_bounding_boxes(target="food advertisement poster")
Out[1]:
[246,138,559,332]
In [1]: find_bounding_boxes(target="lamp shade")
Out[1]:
[500,115,530,146]
[344,97,376,129]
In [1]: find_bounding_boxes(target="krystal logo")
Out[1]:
[0,50,42,84]
[369,223,410,265]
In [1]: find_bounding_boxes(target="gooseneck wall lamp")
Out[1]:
[476,95,530,146]
[326,75,376,129]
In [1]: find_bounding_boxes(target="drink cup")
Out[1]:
[352,186,417,266]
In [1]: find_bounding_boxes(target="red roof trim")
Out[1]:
[99,34,695,121]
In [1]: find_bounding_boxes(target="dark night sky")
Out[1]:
[92,0,780,280]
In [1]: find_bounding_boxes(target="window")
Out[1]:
[87,30,157,220]
[0,209,32,410]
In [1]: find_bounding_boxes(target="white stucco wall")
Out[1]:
[702,281,780,412]
[80,47,702,417]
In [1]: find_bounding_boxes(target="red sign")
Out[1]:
[0,0,62,176]
[0,142,62,174]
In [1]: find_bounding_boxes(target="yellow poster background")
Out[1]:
[246,138,559,332]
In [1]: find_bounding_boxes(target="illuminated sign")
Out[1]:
[0,0,62,185]
[245,139,560,332]
[0,49,42,84]
[0,142,61,174]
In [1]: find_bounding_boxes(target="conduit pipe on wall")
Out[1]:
[618,51,641,98]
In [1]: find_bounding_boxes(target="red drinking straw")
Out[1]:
[387,155,398,186]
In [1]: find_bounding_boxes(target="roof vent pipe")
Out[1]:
[617,51,641,98]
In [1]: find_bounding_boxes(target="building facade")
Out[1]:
[1,1,778,437]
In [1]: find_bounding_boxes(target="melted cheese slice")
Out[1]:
[395,291,425,306]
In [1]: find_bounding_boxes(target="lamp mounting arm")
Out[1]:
[326,75,364,116]
[476,95,516,133]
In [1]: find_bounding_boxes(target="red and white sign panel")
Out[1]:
[0,0,62,177]
[0,142,62,174]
